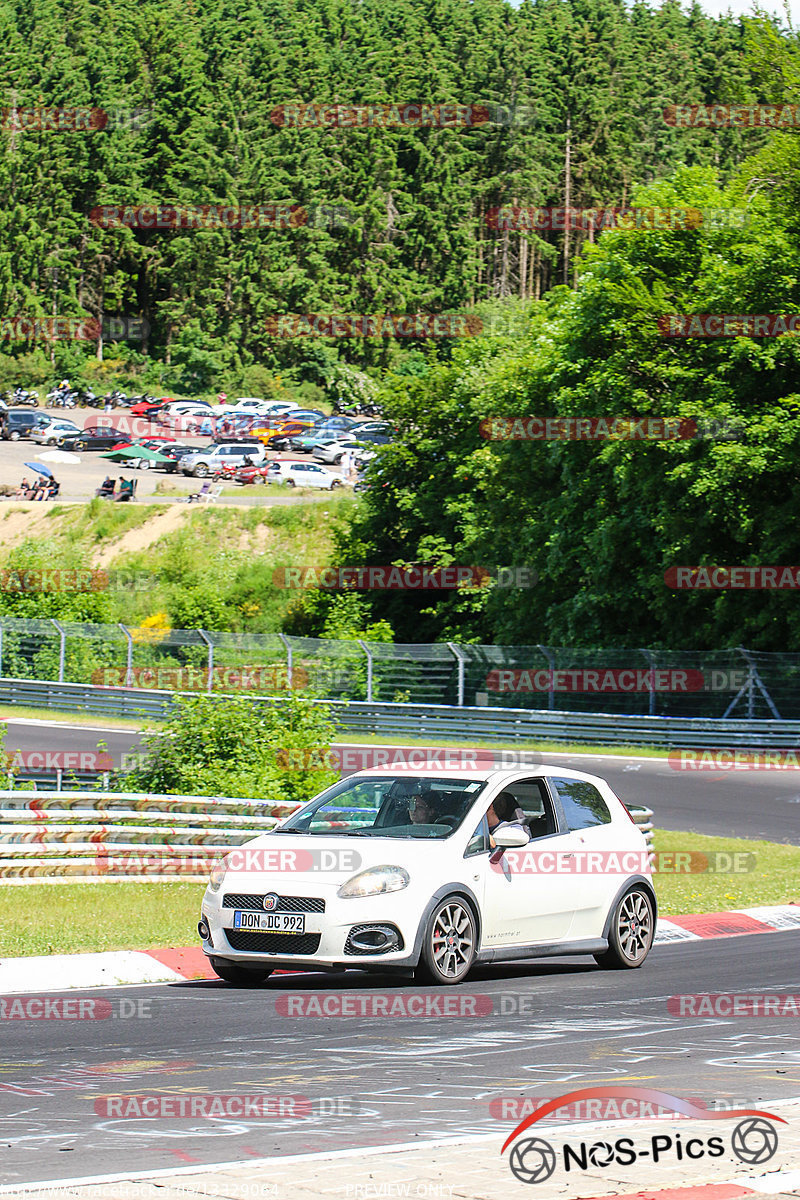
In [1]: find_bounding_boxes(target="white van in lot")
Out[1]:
[180,442,267,477]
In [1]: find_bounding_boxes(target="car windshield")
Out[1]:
[275,775,487,838]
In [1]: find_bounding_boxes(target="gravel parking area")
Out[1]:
[0,408,346,504]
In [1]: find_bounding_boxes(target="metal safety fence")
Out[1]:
[0,790,654,880]
[0,617,797,718]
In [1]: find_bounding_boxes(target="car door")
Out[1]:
[547,777,628,939]
[469,778,587,947]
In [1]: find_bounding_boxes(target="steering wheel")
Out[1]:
[435,815,459,829]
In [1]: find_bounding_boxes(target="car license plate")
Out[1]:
[231,911,305,934]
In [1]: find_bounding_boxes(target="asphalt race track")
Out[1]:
[1,934,798,1187]
[4,718,800,844]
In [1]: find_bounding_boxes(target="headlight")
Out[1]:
[208,857,227,893]
[337,866,410,899]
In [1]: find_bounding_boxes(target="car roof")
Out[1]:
[344,765,612,787]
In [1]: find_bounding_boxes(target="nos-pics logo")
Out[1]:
[502,1087,783,1184]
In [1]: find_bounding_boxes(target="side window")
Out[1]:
[551,778,612,831]
[497,778,558,839]
[465,816,489,857]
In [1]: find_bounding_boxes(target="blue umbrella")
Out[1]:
[24,461,52,477]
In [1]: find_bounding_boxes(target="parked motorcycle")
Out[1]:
[46,386,77,408]
[6,386,39,407]
[211,462,240,483]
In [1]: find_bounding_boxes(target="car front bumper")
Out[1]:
[200,884,423,972]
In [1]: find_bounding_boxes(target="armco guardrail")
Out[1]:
[0,790,654,879]
[0,792,295,879]
[1,676,799,748]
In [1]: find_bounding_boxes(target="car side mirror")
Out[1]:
[492,826,530,848]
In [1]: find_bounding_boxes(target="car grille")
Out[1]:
[225,930,321,955]
[222,894,325,914]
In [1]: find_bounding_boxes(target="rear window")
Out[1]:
[551,778,612,830]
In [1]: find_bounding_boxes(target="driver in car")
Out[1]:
[408,790,437,824]
[486,791,530,847]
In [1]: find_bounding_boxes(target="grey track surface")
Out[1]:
[0,933,798,1186]
[4,722,800,844]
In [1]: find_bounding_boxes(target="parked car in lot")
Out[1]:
[1,409,39,440]
[199,766,657,985]
[234,463,272,485]
[289,428,354,453]
[155,442,196,472]
[180,442,267,477]
[130,399,168,418]
[29,417,82,446]
[73,425,131,451]
[313,438,372,465]
[265,460,346,489]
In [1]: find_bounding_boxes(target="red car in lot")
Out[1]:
[234,462,272,484]
[129,399,170,418]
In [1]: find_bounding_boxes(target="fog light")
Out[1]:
[198,918,211,943]
[345,924,402,955]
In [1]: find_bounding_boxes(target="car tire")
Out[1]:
[194,464,209,477]
[284,478,296,487]
[137,460,151,470]
[594,886,655,970]
[415,896,477,985]
[209,956,273,986]
[331,480,342,489]
[47,437,57,446]
[9,431,20,441]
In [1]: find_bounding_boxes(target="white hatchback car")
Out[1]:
[199,767,656,986]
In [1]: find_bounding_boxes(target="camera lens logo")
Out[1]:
[731,1118,779,1164]
[588,1141,615,1167]
[508,1137,557,1184]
